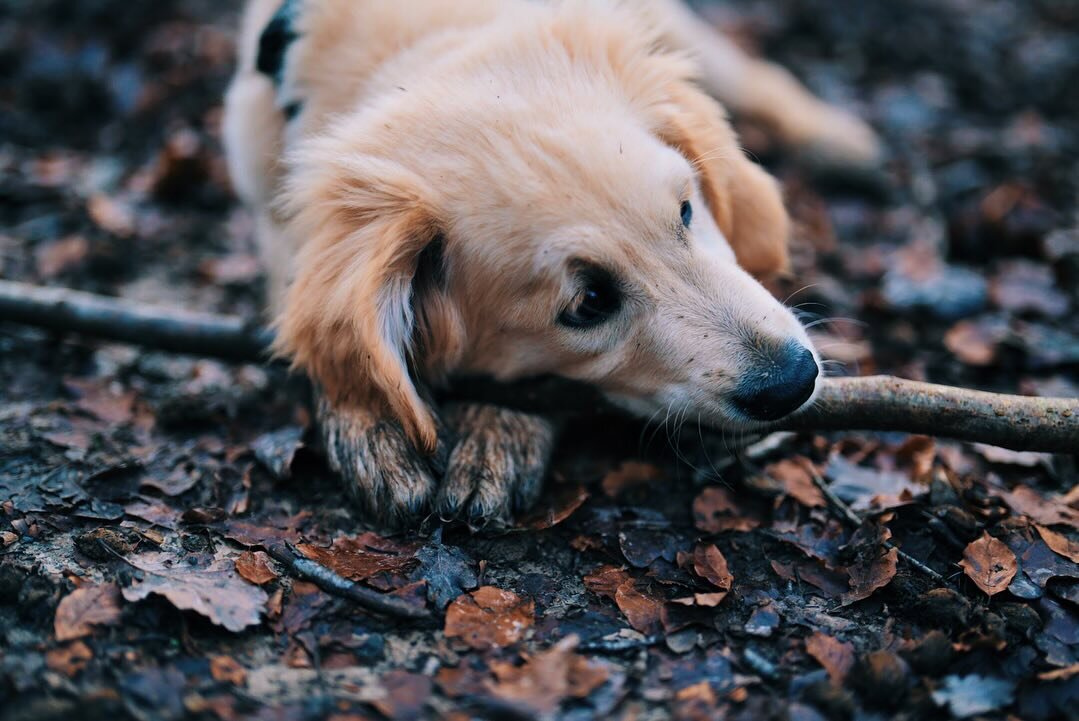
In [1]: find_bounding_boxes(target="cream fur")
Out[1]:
[224,0,841,451]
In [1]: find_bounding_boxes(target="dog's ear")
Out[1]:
[274,195,446,452]
[657,80,790,277]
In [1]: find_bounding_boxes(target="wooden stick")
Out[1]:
[1,279,1076,453]
[265,542,431,620]
[0,279,272,361]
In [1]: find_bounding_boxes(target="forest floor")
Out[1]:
[1,1,1078,719]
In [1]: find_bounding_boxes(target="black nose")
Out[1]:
[731,342,819,421]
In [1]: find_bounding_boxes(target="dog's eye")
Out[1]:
[559,269,621,329]
[680,200,693,227]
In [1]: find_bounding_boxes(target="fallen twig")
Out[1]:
[265,541,431,620]
[806,466,949,586]
[2,278,1076,453]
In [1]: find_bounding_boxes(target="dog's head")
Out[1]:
[274,6,818,450]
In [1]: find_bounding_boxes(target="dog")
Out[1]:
[223,0,880,527]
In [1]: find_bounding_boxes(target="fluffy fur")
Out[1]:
[224,0,878,526]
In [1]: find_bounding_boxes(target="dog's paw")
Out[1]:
[435,404,556,527]
[317,400,439,528]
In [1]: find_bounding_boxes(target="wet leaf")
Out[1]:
[122,552,268,632]
[444,586,534,650]
[54,582,123,641]
[960,532,1018,596]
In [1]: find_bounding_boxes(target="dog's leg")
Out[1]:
[435,403,557,527]
[316,395,441,528]
[640,0,882,169]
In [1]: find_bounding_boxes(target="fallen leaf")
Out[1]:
[1037,525,1079,564]
[843,547,898,604]
[252,426,305,481]
[123,552,268,632]
[768,459,825,508]
[999,485,1079,527]
[371,669,433,721]
[826,454,922,511]
[87,193,135,237]
[444,586,534,650]
[412,532,478,610]
[613,582,665,634]
[296,533,419,582]
[693,486,759,533]
[931,674,1015,718]
[210,656,247,685]
[692,544,733,592]
[45,640,93,676]
[235,551,278,585]
[806,632,855,683]
[518,482,589,530]
[35,235,88,278]
[54,582,123,641]
[960,532,1018,596]
[488,636,608,714]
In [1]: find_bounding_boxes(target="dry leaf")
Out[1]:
[693,487,758,533]
[1036,525,1079,563]
[87,193,135,237]
[806,632,855,683]
[960,532,1018,596]
[296,533,419,581]
[768,458,825,508]
[235,550,278,585]
[487,636,608,714]
[613,582,665,634]
[444,586,534,650]
[54,583,123,641]
[999,486,1079,527]
[693,544,733,592]
[123,553,268,632]
[843,547,899,604]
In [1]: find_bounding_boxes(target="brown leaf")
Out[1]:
[805,632,855,683]
[693,487,758,533]
[235,550,278,585]
[487,636,608,714]
[944,320,1000,366]
[843,547,899,604]
[960,532,1018,596]
[613,582,665,634]
[371,669,433,720]
[35,235,88,278]
[122,552,268,632]
[601,461,664,497]
[692,544,733,592]
[210,655,247,685]
[583,565,665,634]
[45,641,93,676]
[999,486,1079,528]
[768,458,825,508]
[1036,525,1079,563]
[54,583,123,641]
[444,586,534,650]
[296,533,419,582]
[518,483,589,530]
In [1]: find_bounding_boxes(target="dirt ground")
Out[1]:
[1,1,1078,719]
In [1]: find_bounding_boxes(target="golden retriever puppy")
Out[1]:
[224,0,877,526]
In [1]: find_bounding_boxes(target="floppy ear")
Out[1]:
[274,203,445,452]
[657,80,791,277]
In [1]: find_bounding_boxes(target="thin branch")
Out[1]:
[806,467,949,585]
[265,542,431,621]
[2,279,1077,453]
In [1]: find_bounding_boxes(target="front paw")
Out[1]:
[317,400,439,528]
[435,404,556,527]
